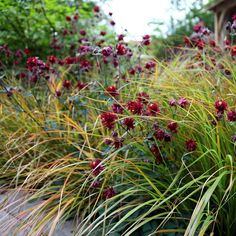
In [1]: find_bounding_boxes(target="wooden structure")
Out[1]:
[208,0,236,45]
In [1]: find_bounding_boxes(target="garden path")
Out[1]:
[0,190,76,236]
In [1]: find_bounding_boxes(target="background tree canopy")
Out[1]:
[151,0,215,58]
[0,0,100,58]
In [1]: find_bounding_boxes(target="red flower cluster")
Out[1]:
[103,187,116,199]
[106,85,119,97]
[116,43,127,56]
[102,46,113,57]
[63,80,71,89]
[127,101,143,115]
[137,92,150,104]
[186,139,197,152]
[101,112,118,129]
[47,55,57,64]
[150,144,163,164]
[215,100,228,113]
[123,117,135,130]
[142,35,151,46]
[145,61,156,70]
[111,103,124,114]
[178,97,189,108]
[227,110,236,122]
[231,46,236,57]
[167,122,178,133]
[90,159,104,176]
[147,103,160,116]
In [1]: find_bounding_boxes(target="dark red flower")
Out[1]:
[80,59,91,71]
[112,136,124,149]
[127,101,143,115]
[169,99,177,107]
[224,69,231,76]
[106,85,119,97]
[116,43,127,56]
[178,97,189,108]
[64,57,76,65]
[145,61,156,70]
[66,16,71,21]
[215,100,228,113]
[118,34,125,41]
[123,117,135,130]
[24,48,30,55]
[100,112,118,129]
[19,72,26,79]
[231,46,236,57]
[62,80,71,89]
[224,39,231,46]
[73,14,79,21]
[142,34,151,46]
[55,90,61,97]
[90,159,104,176]
[154,128,165,141]
[48,55,57,64]
[102,46,113,57]
[110,20,116,26]
[164,133,171,142]
[27,57,39,69]
[193,22,203,33]
[184,36,191,46]
[209,40,216,47]
[137,92,150,104]
[15,49,23,58]
[100,31,107,36]
[112,103,124,114]
[94,6,100,13]
[167,122,178,133]
[197,40,205,50]
[227,110,236,121]
[150,144,162,164]
[79,29,86,36]
[186,139,197,152]
[147,103,160,116]
[91,180,101,188]
[77,81,88,90]
[103,187,116,199]
[128,67,136,75]
[135,65,143,74]
[109,12,113,16]
[30,75,38,83]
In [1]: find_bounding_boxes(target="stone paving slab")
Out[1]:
[0,190,76,236]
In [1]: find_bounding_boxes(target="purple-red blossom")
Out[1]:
[186,139,197,152]
[106,85,119,97]
[227,110,236,121]
[147,103,160,116]
[111,103,124,114]
[215,100,228,113]
[62,80,71,89]
[178,97,189,108]
[137,92,150,104]
[123,117,135,130]
[116,43,127,55]
[90,159,104,176]
[100,112,118,129]
[103,187,116,199]
[167,122,178,133]
[127,101,143,115]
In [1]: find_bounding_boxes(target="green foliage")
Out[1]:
[152,0,214,59]
[0,0,95,58]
